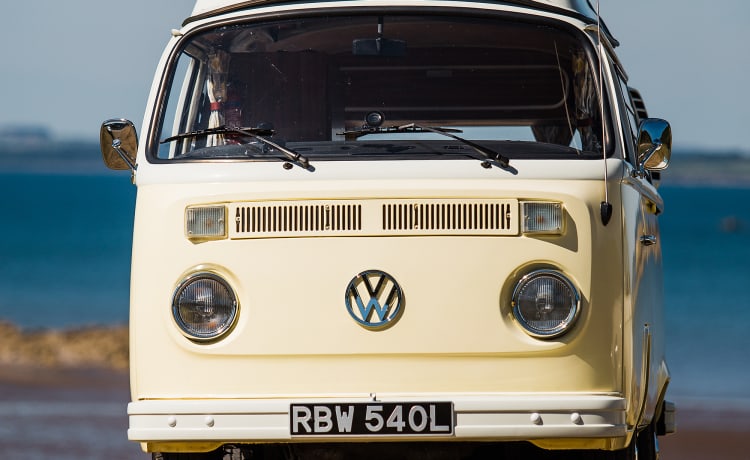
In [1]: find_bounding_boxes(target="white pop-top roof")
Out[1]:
[190,0,600,22]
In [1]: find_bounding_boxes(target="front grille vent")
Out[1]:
[383,202,513,231]
[235,204,361,234]
[229,199,518,239]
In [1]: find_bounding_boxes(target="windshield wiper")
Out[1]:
[338,123,510,169]
[161,125,274,143]
[161,126,313,171]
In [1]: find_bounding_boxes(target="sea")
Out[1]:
[1,144,749,411]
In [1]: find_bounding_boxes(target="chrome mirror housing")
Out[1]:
[636,118,671,175]
[100,119,138,171]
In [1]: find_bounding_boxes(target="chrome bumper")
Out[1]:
[128,394,627,443]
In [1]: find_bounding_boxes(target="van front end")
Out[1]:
[100,1,674,458]
[126,160,636,455]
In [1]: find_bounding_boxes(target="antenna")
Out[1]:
[597,0,613,225]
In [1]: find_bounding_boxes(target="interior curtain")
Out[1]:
[206,50,230,147]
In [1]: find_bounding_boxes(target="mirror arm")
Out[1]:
[112,138,137,171]
[632,141,661,179]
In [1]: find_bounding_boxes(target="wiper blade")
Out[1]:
[162,126,313,171]
[339,124,463,140]
[338,123,510,168]
[161,125,274,143]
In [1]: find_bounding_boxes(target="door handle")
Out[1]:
[640,235,657,246]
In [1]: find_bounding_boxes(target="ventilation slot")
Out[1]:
[383,202,512,231]
[628,87,649,120]
[235,204,362,235]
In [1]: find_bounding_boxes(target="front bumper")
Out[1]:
[129,394,628,448]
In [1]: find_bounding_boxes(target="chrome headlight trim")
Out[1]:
[172,271,238,341]
[511,269,580,339]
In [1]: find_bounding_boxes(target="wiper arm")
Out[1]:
[408,124,510,169]
[228,127,313,171]
[338,123,510,168]
[161,126,314,171]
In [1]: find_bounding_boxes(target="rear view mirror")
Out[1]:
[100,119,138,171]
[352,16,406,57]
[352,37,407,57]
[636,118,671,176]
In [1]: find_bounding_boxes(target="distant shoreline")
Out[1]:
[657,151,750,187]
[0,140,114,175]
[1,141,748,185]
[2,319,750,411]
[0,321,128,372]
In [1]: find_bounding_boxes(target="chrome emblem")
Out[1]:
[345,270,404,329]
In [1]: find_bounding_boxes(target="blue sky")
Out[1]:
[0,1,747,152]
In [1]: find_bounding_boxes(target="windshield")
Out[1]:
[153,13,609,162]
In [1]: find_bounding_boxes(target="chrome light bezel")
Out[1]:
[511,269,580,339]
[172,272,238,341]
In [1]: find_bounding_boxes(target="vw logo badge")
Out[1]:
[345,270,404,329]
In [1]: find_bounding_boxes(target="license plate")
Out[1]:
[290,402,454,436]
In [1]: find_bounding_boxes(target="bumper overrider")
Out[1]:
[129,394,627,445]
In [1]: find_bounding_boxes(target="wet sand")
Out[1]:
[0,366,142,459]
[1,366,748,460]
[660,427,748,460]
[659,405,750,460]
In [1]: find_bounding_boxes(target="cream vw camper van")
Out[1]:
[101,0,675,458]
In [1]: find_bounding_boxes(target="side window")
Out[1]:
[157,52,207,159]
[615,73,639,165]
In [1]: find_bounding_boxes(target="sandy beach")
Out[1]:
[0,366,139,459]
[1,324,748,459]
[659,407,750,460]
[0,323,137,458]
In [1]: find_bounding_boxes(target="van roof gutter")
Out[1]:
[182,0,618,45]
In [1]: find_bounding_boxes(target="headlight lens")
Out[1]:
[512,270,580,338]
[172,272,238,341]
[185,206,227,242]
[521,202,563,234]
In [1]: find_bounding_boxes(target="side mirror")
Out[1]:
[636,118,671,176]
[100,119,138,171]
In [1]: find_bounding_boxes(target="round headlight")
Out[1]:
[172,272,238,341]
[512,270,580,338]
